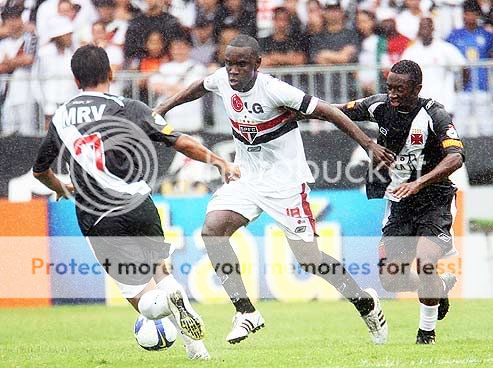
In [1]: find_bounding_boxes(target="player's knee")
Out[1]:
[138,289,171,320]
[201,214,230,238]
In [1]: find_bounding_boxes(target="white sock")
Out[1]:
[156,274,183,294]
[138,289,171,319]
[419,303,438,331]
[168,317,193,345]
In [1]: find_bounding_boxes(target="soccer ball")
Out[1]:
[134,315,177,351]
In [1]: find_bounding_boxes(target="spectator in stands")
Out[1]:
[92,20,124,94]
[259,7,306,67]
[396,0,429,40]
[431,0,465,40]
[401,17,466,114]
[190,17,216,65]
[94,0,116,24]
[123,0,182,67]
[107,0,136,46]
[209,24,240,70]
[214,0,256,37]
[282,0,304,40]
[79,0,117,44]
[0,6,37,136]
[57,0,78,20]
[195,0,219,36]
[309,2,359,101]
[36,0,98,46]
[139,30,169,72]
[138,30,170,103]
[309,2,358,65]
[356,9,379,96]
[447,0,493,136]
[304,0,325,37]
[376,8,409,67]
[477,0,493,31]
[33,15,78,130]
[149,37,207,131]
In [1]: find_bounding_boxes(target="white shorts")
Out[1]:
[207,181,316,242]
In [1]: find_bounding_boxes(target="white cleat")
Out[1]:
[361,288,388,345]
[182,333,210,360]
[167,289,205,340]
[226,310,265,344]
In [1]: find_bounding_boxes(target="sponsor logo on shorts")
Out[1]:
[294,226,307,233]
[379,127,388,136]
[438,233,451,243]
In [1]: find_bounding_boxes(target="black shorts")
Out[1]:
[379,192,456,262]
[81,197,170,286]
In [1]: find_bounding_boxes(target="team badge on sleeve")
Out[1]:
[446,124,460,139]
[152,112,174,134]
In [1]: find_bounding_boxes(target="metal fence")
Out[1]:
[2,61,493,137]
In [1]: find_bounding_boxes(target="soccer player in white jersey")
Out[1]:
[155,35,395,345]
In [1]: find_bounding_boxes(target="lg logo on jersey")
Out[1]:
[230,94,264,114]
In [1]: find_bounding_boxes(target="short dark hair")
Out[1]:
[228,34,260,57]
[463,0,481,13]
[71,45,111,89]
[390,59,422,85]
[1,5,23,21]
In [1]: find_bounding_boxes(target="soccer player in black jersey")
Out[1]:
[32,45,240,359]
[334,60,465,344]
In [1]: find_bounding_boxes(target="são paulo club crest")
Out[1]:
[231,94,244,112]
[238,124,258,143]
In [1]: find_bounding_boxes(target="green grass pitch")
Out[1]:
[1,300,492,367]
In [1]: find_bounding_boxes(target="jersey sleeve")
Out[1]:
[428,102,465,160]
[266,77,319,114]
[339,94,386,121]
[127,100,182,146]
[203,68,222,94]
[32,122,62,173]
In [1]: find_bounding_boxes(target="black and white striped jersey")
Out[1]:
[340,94,465,202]
[33,91,180,219]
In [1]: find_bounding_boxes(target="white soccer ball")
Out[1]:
[134,315,177,351]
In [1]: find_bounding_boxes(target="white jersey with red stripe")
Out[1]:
[204,68,318,197]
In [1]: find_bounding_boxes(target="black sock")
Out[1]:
[317,252,375,315]
[204,236,255,314]
[232,298,256,314]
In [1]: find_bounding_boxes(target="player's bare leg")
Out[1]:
[202,210,265,344]
[415,237,452,344]
[288,239,388,344]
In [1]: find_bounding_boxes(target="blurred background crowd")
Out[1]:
[1,0,493,137]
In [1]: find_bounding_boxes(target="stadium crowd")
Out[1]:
[0,0,493,136]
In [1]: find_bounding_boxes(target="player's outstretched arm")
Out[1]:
[154,79,208,117]
[33,169,74,200]
[389,153,463,199]
[311,100,395,167]
[173,134,240,183]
